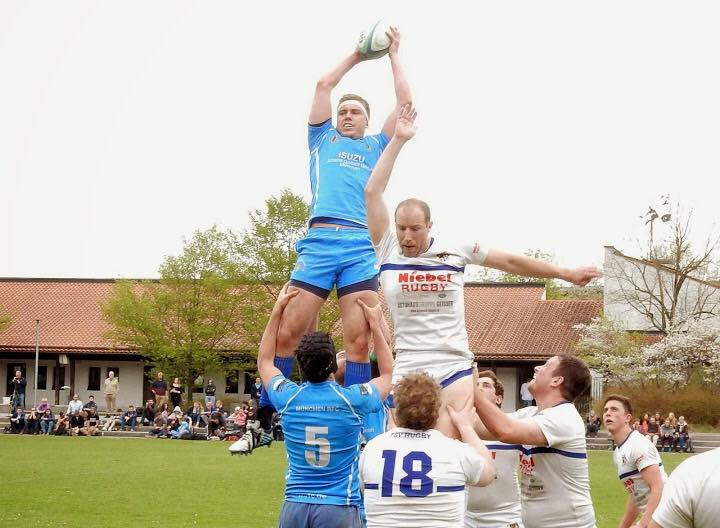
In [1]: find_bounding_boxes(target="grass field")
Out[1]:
[0,436,691,528]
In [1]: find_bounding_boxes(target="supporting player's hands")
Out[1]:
[357,298,384,330]
[565,266,602,287]
[447,394,478,430]
[394,104,417,142]
[273,283,299,314]
[387,26,401,56]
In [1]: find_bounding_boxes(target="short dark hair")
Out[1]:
[394,372,441,431]
[339,94,370,120]
[476,369,505,399]
[395,198,432,224]
[295,332,338,383]
[603,394,633,415]
[553,355,591,401]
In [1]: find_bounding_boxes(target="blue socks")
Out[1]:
[344,360,371,387]
[258,356,295,408]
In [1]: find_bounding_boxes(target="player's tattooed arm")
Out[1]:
[257,286,299,387]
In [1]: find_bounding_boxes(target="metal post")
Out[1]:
[34,319,40,407]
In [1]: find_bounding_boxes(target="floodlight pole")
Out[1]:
[34,319,40,407]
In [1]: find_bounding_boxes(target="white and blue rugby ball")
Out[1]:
[357,20,392,59]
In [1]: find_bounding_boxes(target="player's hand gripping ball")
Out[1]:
[357,20,392,59]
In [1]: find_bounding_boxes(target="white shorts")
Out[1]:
[391,350,473,387]
[465,508,524,528]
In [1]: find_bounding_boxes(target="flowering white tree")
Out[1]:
[642,318,720,387]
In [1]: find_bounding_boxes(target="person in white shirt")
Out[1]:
[66,394,83,415]
[473,354,596,528]
[603,394,667,528]
[520,380,533,407]
[467,370,523,528]
[360,371,495,528]
[650,448,720,528]
[364,106,601,439]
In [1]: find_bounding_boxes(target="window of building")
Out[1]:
[243,372,253,395]
[52,366,66,390]
[37,366,48,390]
[88,367,101,391]
[225,370,240,394]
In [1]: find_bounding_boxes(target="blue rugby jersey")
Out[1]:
[307,120,389,227]
[267,375,383,506]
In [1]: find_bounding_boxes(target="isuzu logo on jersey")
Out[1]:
[338,151,365,163]
[398,271,452,292]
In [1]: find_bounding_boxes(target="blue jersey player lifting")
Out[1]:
[257,28,412,430]
[253,286,393,528]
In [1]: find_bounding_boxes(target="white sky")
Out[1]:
[1,1,718,279]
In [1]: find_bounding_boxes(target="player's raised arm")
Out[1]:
[309,51,367,125]
[473,385,548,446]
[482,250,602,287]
[356,299,392,399]
[257,286,299,387]
[381,27,413,138]
[365,105,417,245]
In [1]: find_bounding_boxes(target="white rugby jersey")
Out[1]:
[652,447,720,528]
[375,229,488,357]
[613,429,667,511]
[466,441,523,528]
[517,403,596,528]
[360,427,485,528]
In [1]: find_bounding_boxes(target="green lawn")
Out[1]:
[0,436,691,527]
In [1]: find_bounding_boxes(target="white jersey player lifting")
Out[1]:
[467,370,523,528]
[473,355,597,528]
[603,394,666,528]
[364,105,602,437]
[359,372,495,528]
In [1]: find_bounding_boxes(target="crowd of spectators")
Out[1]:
[586,407,694,452]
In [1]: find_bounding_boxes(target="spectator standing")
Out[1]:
[647,417,660,446]
[249,377,263,402]
[169,378,183,409]
[586,409,601,437]
[519,378,533,407]
[9,370,27,411]
[40,408,55,434]
[151,372,168,408]
[103,371,119,412]
[204,379,217,408]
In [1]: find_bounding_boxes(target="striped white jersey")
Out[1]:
[613,429,667,511]
[517,403,596,528]
[375,229,488,359]
[466,440,523,528]
[360,428,486,527]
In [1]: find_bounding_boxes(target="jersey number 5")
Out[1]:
[381,450,433,497]
[305,426,331,467]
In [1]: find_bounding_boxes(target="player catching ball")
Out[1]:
[364,105,601,438]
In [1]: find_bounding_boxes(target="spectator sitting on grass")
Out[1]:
[141,400,155,426]
[200,401,215,427]
[10,407,25,434]
[187,401,203,427]
[147,410,170,438]
[215,399,226,418]
[37,397,51,414]
[83,395,97,413]
[79,409,100,436]
[674,416,690,452]
[646,417,660,446]
[54,412,70,436]
[67,394,83,417]
[121,405,138,431]
[170,414,193,439]
[40,408,55,435]
[659,419,675,452]
[208,407,226,438]
[24,407,40,435]
[230,405,248,435]
[70,409,85,431]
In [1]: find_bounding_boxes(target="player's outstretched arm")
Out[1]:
[483,250,602,287]
[448,396,496,486]
[257,286,299,387]
[619,495,640,528]
[357,299,392,399]
[309,51,367,125]
[635,465,665,528]
[381,27,413,138]
[365,104,417,245]
[474,386,548,446]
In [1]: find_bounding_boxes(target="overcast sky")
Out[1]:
[1,1,718,279]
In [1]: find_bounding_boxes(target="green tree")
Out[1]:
[103,226,251,401]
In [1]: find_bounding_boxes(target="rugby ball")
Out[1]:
[357,20,392,59]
